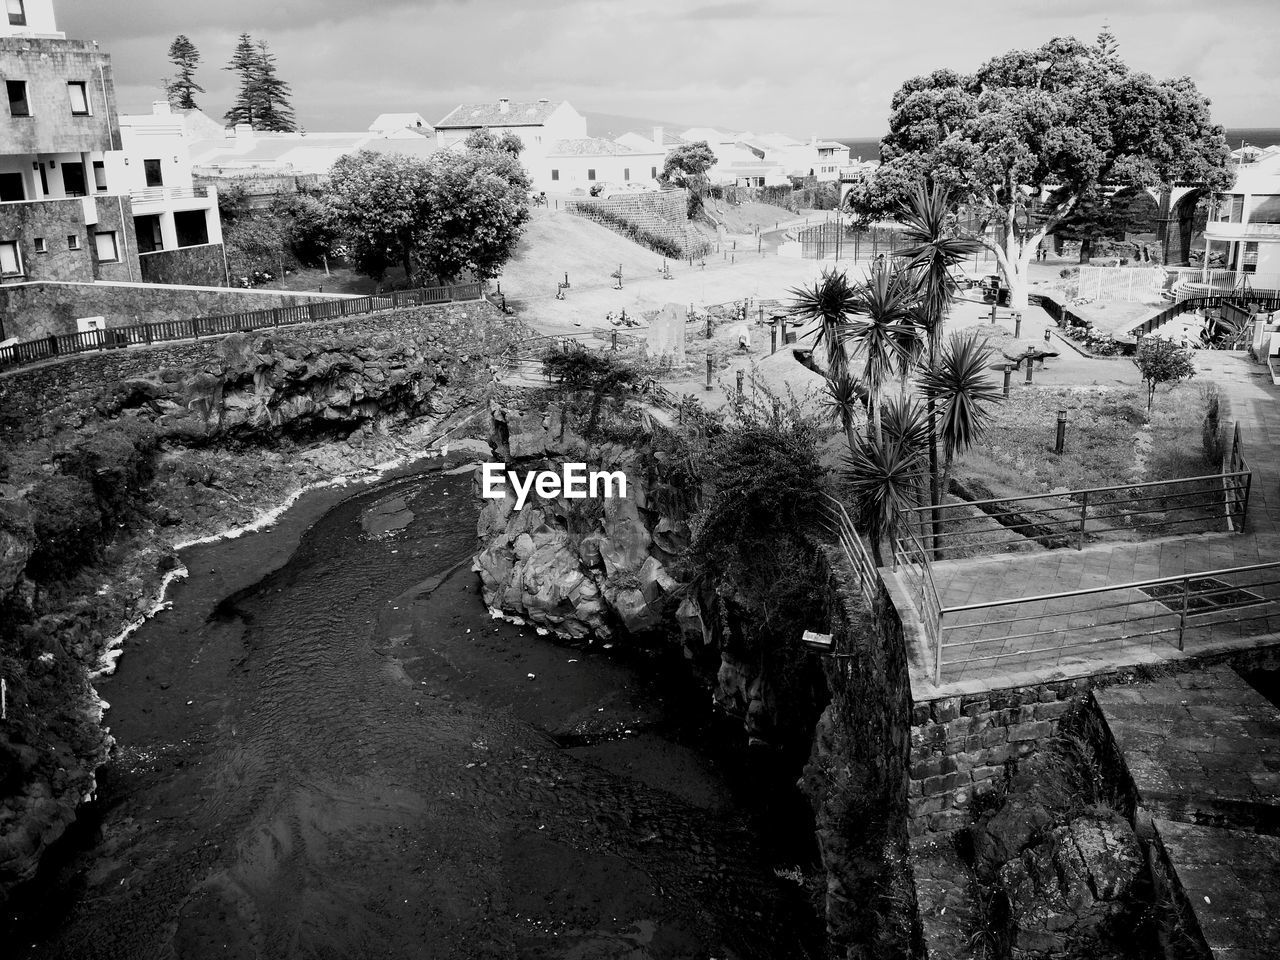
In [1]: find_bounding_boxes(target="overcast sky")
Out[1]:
[58,0,1280,138]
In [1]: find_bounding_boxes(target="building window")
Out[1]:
[94,231,119,263]
[587,169,596,181]
[1243,242,1259,274]
[93,161,108,192]
[67,234,81,250]
[1252,195,1280,224]
[550,169,559,181]
[623,168,630,181]
[33,237,46,254]
[6,0,26,26]
[143,159,163,188]
[68,82,90,116]
[651,166,657,179]
[6,80,30,117]
[0,241,21,277]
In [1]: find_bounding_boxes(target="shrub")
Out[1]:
[1133,337,1197,414]
[25,475,103,583]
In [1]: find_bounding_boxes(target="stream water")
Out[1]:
[6,465,822,960]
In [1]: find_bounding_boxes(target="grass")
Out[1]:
[257,265,412,295]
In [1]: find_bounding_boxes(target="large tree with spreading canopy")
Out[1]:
[846,34,1233,309]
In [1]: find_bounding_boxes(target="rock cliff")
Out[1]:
[0,300,517,901]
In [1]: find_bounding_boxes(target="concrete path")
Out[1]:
[1095,667,1280,958]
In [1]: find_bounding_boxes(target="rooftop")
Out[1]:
[436,99,565,128]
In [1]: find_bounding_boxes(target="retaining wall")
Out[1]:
[138,244,228,287]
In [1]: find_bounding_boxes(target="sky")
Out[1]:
[57,0,1280,138]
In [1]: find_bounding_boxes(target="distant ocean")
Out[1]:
[831,128,1280,162]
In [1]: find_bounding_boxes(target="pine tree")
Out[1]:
[166,35,204,110]
[223,33,259,126]
[1095,25,1121,65]
[252,40,296,133]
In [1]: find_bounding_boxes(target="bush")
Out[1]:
[58,424,156,526]
[25,475,103,583]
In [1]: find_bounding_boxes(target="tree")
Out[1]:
[1132,336,1196,413]
[844,437,923,566]
[416,146,531,283]
[916,331,1004,508]
[846,36,1233,309]
[165,35,204,110]
[896,183,978,551]
[326,151,432,283]
[223,34,296,131]
[843,259,918,444]
[326,145,531,287]
[659,141,717,218]
[464,128,524,156]
[251,40,296,132]
[788,268,860,378]
[223,33,259,127]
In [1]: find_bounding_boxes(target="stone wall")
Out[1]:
[0,38,120,154]
[565,189,711,258]
[908,681,1085,837]
[138,244,228,287]
[798,546,916,957]
[0,195,140,287]
[0,280,343,341]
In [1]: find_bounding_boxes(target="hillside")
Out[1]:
[497,207,684,299]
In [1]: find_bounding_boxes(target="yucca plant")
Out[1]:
[916,330,1004,516]
[843,259,919,444]
[821,370,869,455]
[788,268,859,378]
[880,394,930,454]
[844,435,925,566]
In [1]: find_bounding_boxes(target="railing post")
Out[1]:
[1177,576,1190,650]
[934,619,943,685]
[1078,490,1088,550]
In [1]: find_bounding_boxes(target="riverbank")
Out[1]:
[9,465,822,959]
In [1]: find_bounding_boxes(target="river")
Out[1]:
[6,462,822,960]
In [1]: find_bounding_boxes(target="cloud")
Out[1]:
[55,0,1280,136]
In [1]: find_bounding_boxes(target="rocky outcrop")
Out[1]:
[474,399,687,641]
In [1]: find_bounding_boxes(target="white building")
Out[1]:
[1203,151,1280,293]
[434,98,587,190]
[117,101,222,255]
[188,122,436,179]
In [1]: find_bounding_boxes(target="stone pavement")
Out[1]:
[1095,667,1280,958]
[903,348,1280,692]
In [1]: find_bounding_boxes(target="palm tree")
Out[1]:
[916,330,1004,530]
[844,435,925,566]
[844,259,918,444]
[821,371,868,455]
[897,183,980,550]
[787,268,859,378]
[880,394,929,453]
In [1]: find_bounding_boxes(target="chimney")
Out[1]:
[653,126,664,149]
[498,98,510,114]
[153,100,173,115]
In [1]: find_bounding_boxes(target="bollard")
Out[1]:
[1003,366,1013,397]
[990,302,997,324]
[1013,311,1022,338]
[1025,361,1034,384]
[1044,327,1052,344]
[705,355,713,391]
[771,324,777,354]
[736,369,744,396]
[1055,409,1067,453]
[731,253,735,264]
[611,330,618,351]
[706,316,712,340]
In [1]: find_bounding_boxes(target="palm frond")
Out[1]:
[917,330,1005,458]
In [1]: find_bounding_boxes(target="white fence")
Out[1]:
[1069,266,1169,303]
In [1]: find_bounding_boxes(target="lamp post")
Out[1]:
[1055,409,1067,454]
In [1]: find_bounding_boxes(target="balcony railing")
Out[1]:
[129,187,210,204]
[1204,221,1280,240]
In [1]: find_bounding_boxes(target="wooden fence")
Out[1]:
[0,282,485,370]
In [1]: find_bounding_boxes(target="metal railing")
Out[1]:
[899,470,1251,559]
[937,560,1280,684]
[1130,294,1280,339]
[820,494,880,610]
[130,186,209,204]
[892,524,944,679]
[0,282,485,370]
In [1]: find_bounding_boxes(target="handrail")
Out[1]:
[0,281,486,371]
[941,558,1280,615]
[899,470,1245,513]
[819,493,879,610]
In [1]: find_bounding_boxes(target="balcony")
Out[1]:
[1204,220,1280,242]
[129,186,216,213]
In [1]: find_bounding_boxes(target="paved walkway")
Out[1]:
[1095,667,1280,958]
[904,349,1280,692]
